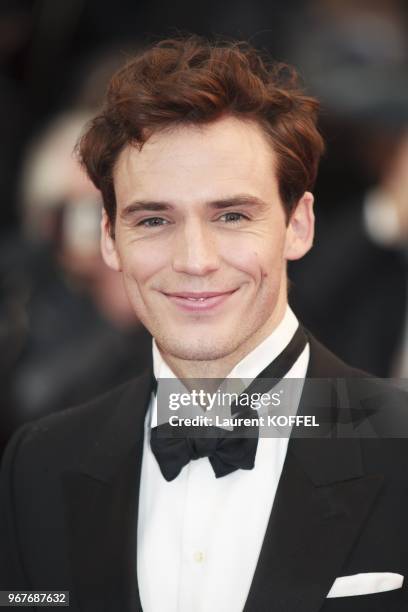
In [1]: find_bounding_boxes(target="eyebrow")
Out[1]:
[120,195,268,218]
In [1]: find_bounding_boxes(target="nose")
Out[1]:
[172,218,220,276]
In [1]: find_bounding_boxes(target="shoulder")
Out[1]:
[305,331,408,465]
[0,371,151,478]
[306,331,370,378]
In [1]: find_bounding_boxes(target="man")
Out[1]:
[1,37,407,611]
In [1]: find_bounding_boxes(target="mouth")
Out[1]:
[162,289,238,312]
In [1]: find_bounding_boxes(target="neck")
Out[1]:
[157,299,288,379]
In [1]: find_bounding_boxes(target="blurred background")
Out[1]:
[1,0,408,457]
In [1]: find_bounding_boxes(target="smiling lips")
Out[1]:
[164,290,237,311]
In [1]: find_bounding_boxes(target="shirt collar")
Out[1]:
[152,305,299,382]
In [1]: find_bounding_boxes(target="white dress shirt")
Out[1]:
[137,306,309,612]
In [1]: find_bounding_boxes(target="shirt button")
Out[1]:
[194,551,204,563]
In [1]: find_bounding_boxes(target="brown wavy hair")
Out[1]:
[78,36,324,229]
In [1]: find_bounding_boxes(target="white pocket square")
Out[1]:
[327,572,404,598]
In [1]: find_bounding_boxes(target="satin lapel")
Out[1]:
[243,334,385,612]
[243,449,383,612]
[62,371,153,612]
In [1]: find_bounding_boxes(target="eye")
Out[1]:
[138,217,169,228]
[219,212,249,223]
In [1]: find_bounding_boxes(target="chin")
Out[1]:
[156,332,239,362]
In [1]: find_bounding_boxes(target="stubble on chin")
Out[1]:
[154,332,233,363]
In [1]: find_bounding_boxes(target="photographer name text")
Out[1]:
[168,415,319,427]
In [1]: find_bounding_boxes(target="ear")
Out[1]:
[100,210,122,271]
[284,191,315,261]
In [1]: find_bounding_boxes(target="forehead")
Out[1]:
[113,116,279,208]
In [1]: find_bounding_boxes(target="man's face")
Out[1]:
[102,116,313,362]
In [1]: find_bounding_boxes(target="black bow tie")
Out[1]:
[150,325,308,481]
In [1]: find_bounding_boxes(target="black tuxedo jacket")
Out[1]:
[1,335,407,611]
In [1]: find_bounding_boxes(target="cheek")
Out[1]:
[223,239,283,282]
[120,244,168,286]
